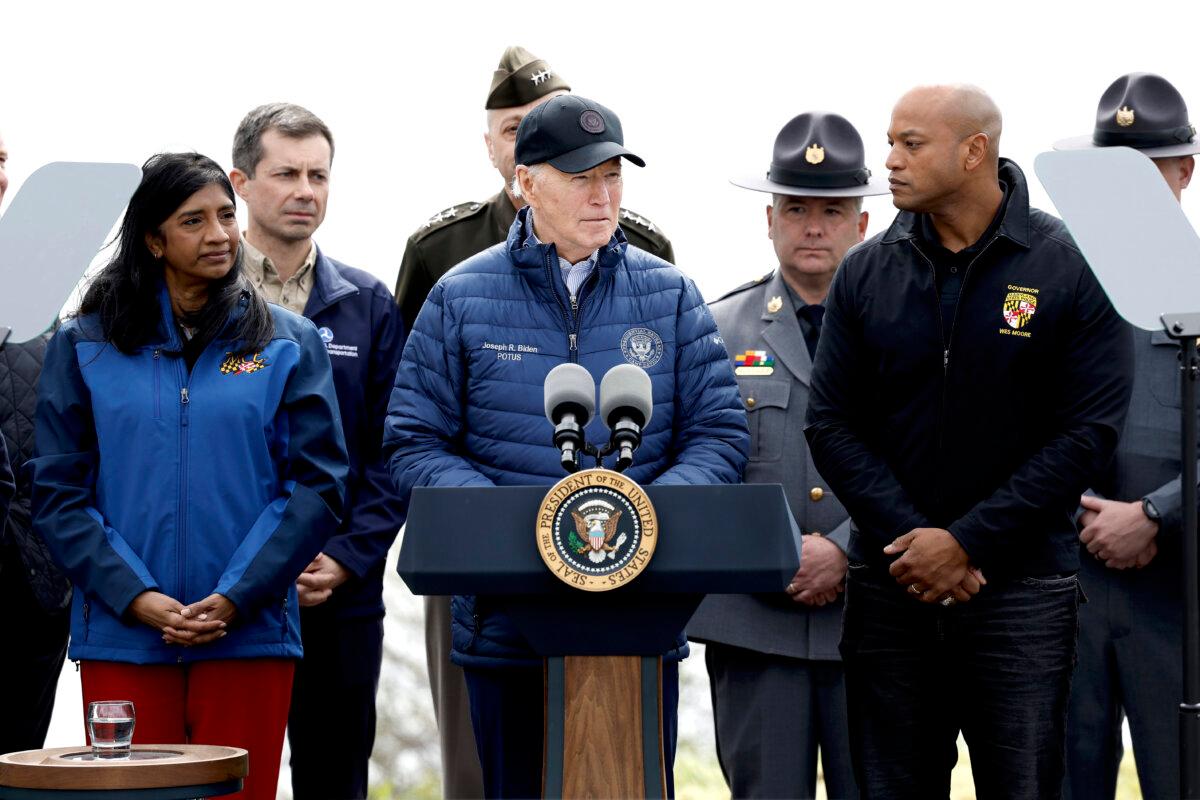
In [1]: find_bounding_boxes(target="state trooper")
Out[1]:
[1053,72,1199,800]
[688,112,887,799]
[392,46,676,797]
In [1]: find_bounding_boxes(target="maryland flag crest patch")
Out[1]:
[220,352,270,376]
[1002,292,1038,330]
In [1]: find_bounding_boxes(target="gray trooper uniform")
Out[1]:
[688,270,856,799]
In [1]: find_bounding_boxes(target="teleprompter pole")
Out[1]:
[1164,313,1200,799]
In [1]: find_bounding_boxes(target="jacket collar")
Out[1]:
[881,157,1032,250]
[505,205,627,294]
[303,245,359,318]
[153,279,250,352]
[758,270,813,386]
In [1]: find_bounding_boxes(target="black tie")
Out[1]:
[797,304,825,360]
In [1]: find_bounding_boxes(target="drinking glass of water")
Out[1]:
[87,701,135,759]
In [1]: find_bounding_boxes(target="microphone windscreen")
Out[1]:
[544,363,596,424]
[599,364,653,427]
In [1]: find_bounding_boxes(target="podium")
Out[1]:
[398,479,801,798]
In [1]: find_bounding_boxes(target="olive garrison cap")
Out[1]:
[515,95,645,173]
[1054,72,1200,158]
[485,46,571,110]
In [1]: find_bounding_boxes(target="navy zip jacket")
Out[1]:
[30,288,349,664]
[805,159,1133,578]
[384,208,749,667]
[303,248,407,617]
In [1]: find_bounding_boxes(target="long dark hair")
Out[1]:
[79,152,273,354]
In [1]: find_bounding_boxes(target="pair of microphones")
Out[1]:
[543,363,653,474]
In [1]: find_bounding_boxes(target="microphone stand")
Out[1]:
[1162,311,1200,798]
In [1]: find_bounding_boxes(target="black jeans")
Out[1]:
[840,563,1081,800]
[288,610,384,800]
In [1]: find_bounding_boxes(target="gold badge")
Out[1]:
[1116,106,1135,127]
[767,295,783,314]
[805,143,825,165]
[536,469,658,592]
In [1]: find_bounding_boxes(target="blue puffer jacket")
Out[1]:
[30,287,348,664]
[384,208,749,667]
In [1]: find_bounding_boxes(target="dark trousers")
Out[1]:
[463,660,679,799]
[706,643,858,799]
[1064,557,1181,800]
[0,548,69,755]
[288,610,384,800]
[840,564,1080,800]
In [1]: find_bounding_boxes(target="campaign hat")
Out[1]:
[731,111,889,197]
[515,95,645,173]
[485,46,571,110]
[1054,72,1200,158]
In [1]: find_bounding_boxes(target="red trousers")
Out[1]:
[81,659,294,800]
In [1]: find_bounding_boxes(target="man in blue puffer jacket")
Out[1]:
[384,94,749,797]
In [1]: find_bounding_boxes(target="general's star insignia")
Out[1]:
[531,69,552,86]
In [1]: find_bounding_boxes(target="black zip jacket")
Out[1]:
[804,159,1133,577]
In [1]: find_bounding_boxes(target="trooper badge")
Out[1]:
[536,469,658,591]
[806,143,826,165]
[1116,106,1136,127]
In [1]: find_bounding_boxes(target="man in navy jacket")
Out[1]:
[231,103,406,800]
[384,94,748,798]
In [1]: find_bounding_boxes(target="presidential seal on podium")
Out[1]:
[536,468,658,591]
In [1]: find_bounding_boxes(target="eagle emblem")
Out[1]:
[570,501,626,564]
[1116,106,1135,127]
[806,143,825,165]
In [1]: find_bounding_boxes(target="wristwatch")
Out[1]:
[1142,497,1162,522]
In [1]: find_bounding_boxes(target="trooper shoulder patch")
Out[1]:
[713,272,773,303]
[409,201,487,241]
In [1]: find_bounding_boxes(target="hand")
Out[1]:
[170,593,237,647]
[296,553,351,607]
[885,528,972,604]
[786,534,848,607]
[1078,495,1158,568]
[129,590,225,647]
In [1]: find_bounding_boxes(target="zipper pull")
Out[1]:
[154,349,161,360]
[569,333,578,352]
[943,349,950,372]
[570,294,578,313]
[180,387,190,405]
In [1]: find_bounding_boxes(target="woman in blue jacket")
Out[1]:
[30,153,348,800]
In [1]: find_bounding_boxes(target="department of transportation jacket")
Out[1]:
[30,287,349,664]
[384,207,749,667]
[302,248,407,618]
[805,159,1133,578]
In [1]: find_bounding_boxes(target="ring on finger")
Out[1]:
[907,583,923,595]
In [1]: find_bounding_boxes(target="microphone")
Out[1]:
[599,364,654,472]
[544,364,596,473]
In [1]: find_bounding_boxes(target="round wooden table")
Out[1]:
[0,746,247,799]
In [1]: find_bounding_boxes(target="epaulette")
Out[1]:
[618,207,670,245]
[714,271,773,303]
[410,201,488,242]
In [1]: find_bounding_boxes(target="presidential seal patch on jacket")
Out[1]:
[536,469,658,591]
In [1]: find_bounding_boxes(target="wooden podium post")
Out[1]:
[544,656,666,799]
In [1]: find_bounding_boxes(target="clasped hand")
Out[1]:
[129,591,237,647]
[786,533,848,607]
[1078,495,1158,569]
[885,527,986,604]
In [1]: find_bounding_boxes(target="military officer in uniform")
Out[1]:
[394,46,676,798]
[393,45,674,327]
[688,112,888,799]
[1053,72,1199,800]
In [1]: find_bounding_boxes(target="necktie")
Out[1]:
[797,304,825,360]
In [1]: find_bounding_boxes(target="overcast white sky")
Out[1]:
[4,0,1200,304]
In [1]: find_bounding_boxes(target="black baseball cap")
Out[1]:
[515,95,645,173]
